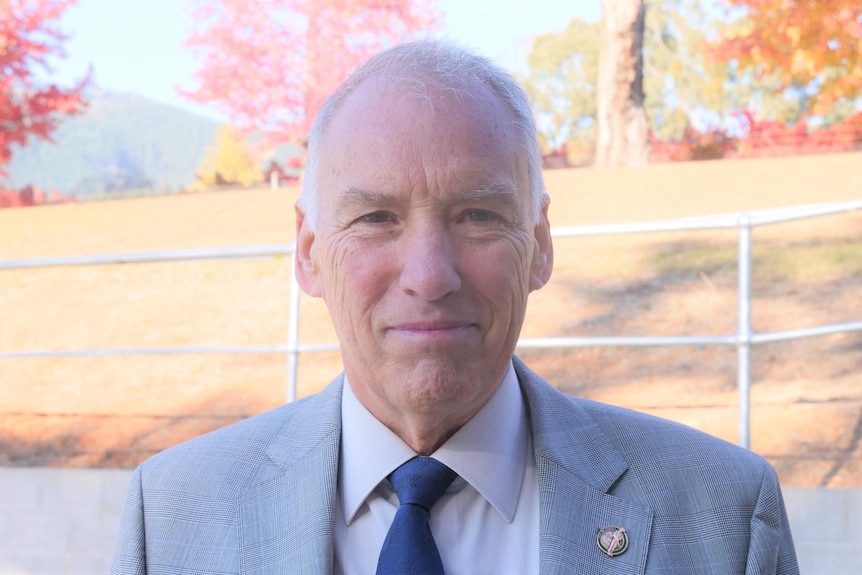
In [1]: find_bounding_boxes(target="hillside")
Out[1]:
[1,90,220,198]
[0,152,860,487]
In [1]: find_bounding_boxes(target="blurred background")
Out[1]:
[0,0,860,572]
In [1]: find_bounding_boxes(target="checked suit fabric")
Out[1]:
[111,357,799,574]
[376,457,458,575]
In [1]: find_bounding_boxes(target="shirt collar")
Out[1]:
[339,361,529,525]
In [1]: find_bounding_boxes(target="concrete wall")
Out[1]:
[0,468,132,574]
[783,486,862,575]
[0,468,859,574]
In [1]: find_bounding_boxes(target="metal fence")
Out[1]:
[3,198,861,449]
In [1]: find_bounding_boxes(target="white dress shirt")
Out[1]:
[334,361,540,575]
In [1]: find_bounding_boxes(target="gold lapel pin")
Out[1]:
[597,526,628,557]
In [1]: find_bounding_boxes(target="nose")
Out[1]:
[398,223,461,300]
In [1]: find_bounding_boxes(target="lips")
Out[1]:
[391,320,473,331]
[387,320,479,342]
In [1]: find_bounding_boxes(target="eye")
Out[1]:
[463,209,494,223]
[357,211,395,224]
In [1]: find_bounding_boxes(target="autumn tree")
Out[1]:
[191,125,264,190]
[0,0,87,175]
[715,0,862,120]
[181,0,436,154]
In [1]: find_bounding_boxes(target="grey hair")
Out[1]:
[299,39,547,228]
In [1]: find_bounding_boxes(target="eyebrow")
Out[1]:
[338,187,394,206]
[329,187,393,222]
[447,183,519,205]
[332,183,521,216]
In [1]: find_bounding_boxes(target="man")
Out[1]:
[112,40,798,574]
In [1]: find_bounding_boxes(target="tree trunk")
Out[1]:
[595,0,649,167]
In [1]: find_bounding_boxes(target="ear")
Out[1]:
[294,203,323,297]
[529,198,554,292]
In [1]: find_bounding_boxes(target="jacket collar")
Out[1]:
[238,377,344,574]
[514,356,629,491]
[514,357,654,574]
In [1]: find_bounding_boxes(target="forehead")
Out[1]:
[329,73,513,134]
[315,74,527,201]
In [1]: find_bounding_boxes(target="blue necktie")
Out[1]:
[376,456,457,575]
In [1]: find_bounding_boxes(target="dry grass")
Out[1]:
[1,152,861,485]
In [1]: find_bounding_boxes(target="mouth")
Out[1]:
[387,320,477,341]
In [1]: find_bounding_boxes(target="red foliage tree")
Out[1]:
[0,0,88,177]
[181,0,436,152]
[0,184,71,208]
[714,0,862,117]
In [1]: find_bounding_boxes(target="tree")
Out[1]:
[715,0,862,119]
[191,125,264,190]
[521,19,600,165]
[595,0,649,167]
[522,1,770,159]
[181,0,436,153]
[0,0,87,176]
[643,0,749,140]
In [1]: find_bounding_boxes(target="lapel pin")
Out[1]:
[597,526,628,557]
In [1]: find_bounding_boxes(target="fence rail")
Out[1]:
[3,198,861,449]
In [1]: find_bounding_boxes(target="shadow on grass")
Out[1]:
[527,232,862,486]
[0,406,249,468]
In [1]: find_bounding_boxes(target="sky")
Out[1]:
[46,0,601,122]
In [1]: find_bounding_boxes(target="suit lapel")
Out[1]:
[515,358,654,574]
[237,377,344,575]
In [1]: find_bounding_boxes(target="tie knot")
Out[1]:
[389,456,457,510]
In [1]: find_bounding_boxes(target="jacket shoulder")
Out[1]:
[579,397,768,470]
[138,380,341,493]
[572,395,780,518]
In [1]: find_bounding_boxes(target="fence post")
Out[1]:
[286,253,301,402]
[737,215,753,449]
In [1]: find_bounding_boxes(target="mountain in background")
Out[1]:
[2,89,220,200]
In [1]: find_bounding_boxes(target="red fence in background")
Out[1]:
[650,110,862,163]
[538,110,862,168]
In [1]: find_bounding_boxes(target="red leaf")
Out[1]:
[180,0,437,151]
[0,0,89,174]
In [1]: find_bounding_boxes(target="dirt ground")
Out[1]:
[1,151,860,487]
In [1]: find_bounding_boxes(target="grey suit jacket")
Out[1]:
[112,357,798,574]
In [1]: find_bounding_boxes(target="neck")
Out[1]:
[350,383,500,455]
[344,360,508,455]
[382,413,470,455]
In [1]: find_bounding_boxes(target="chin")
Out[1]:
[397,359,488,406]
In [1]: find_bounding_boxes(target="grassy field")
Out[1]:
[1,151,860,486]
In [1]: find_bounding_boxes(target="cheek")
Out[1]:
[321,243,393,317]
[466,242,533,301]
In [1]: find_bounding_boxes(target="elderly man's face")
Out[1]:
[296,76,552,434]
